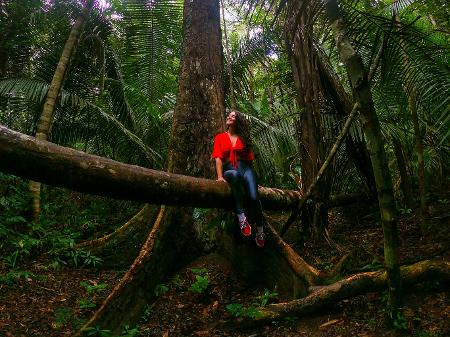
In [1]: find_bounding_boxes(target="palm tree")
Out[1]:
[28,0,95,220]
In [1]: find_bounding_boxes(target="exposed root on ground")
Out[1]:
[266,221,320,285]
[76,205,154,250]
[255,259,450,321]
[77,206,166,335]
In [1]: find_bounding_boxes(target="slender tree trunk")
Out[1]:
[411,94,428,226]
[29,0,93,220]
[394,13,428,227]
[324,0,401,317]
[284,0,331,240]
[315,47,377,195]
[392,137,414,209]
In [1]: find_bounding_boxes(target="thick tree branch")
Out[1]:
[0,125,300,210]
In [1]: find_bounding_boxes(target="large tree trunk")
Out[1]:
[78,0,227,333]
[284,0,331,241]
[325,0,401,317]
[29,0,93,220]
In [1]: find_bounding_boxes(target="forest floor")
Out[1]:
[0,201,449,337]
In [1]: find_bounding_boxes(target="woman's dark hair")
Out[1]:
[232,110,252,153]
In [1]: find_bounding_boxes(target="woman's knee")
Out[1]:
[224,170,240,183]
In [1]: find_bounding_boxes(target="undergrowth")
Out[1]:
[0,173,141,278]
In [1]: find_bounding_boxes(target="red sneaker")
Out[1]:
[239,218,252,237]
[255,232,265,248]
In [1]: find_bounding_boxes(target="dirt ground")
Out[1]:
[0,203,449,337]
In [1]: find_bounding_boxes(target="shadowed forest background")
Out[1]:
[0,0,449,336]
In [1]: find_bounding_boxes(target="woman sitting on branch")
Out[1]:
[211,110,265,247]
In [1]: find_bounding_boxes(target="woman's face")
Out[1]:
[226,111,237,127]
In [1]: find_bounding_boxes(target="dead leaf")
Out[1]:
[403,308,414,318]
[319,319,344,330]
[162,331,169,337]
[194,330,210,336]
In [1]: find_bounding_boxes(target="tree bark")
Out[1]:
[411,94,428,227]
[392,137,414,209]
[29,0,93,219]
[324,0,401,316]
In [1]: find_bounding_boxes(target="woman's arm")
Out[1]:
[215,157,226,182]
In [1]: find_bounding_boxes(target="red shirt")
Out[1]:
[211,132,254,167]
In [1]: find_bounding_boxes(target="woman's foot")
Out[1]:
[255,230,265,248]
[238,213,252,236]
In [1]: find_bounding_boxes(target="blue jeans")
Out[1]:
[223,160,263,227]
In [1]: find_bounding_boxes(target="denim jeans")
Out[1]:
[223,160,263,227]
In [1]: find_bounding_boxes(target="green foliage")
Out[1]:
[398,207,413,215]
[189,268,209,294]
[361,257,384,271]
[78,298,97,310]
[225,303,245,317]
[0,270,35,286]
[190,275,209,294]
[414,330,443,337]
[225,303,262,319]
[82,326,113,337]
[53,307,74,328]
[193,208,210,220]
[80,281,107,293]
[225,288,276,319]
[283,315,299,324]
[59,244,103,268]
[170,274,185,289]
[120,325,140,337]
[391,311,408,331]
[154,283,169,297]
[255,288,278,307]
[0,173,142,273]
[140,304,154,323]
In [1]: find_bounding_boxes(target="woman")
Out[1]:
[211,110,265,247]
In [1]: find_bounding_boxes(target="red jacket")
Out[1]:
[211,132,254,167]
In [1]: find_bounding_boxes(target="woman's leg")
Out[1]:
[224,164,251,236]
[223,166,244,215]
[238,161,264,229]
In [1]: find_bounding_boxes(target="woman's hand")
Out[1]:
[215,158,226,183]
